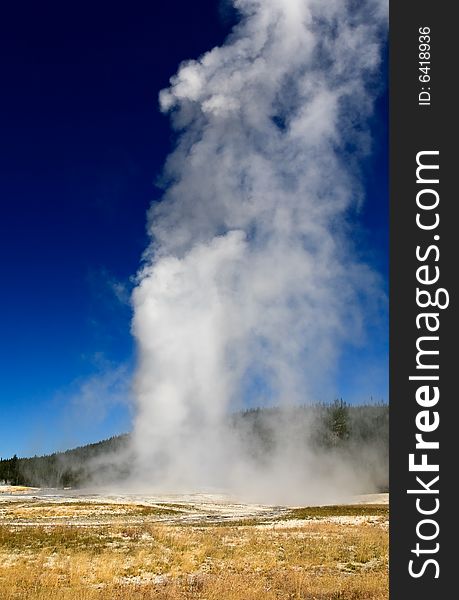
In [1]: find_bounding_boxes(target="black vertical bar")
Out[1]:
[390,1,455,598]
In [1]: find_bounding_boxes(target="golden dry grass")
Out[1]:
[0,501,388,600]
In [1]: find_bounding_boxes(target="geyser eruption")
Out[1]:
[130,0,387,502]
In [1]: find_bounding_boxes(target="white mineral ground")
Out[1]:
[0,485,388,528]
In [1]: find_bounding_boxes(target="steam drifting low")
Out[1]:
[129,0,387,502]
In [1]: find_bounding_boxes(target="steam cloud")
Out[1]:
[129,0,387,503]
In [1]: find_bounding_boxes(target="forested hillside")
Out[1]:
[0,401,388,489]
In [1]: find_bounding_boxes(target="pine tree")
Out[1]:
[328,398,350,443]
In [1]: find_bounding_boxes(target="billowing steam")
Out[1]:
[129,0,387,503]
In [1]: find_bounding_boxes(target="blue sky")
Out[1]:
[0,1,387,459]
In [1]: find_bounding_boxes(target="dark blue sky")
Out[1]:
[0,1,388,458]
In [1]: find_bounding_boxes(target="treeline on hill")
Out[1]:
[0,401,388,489]
[232,401,389,491]
[0,435,129,488]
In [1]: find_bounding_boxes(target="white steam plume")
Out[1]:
[129,0,387,502]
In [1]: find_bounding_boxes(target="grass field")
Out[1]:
[0,491,388,599]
